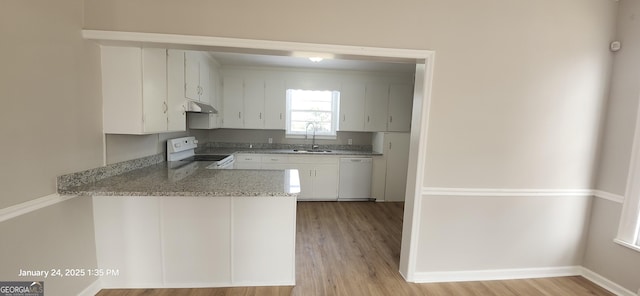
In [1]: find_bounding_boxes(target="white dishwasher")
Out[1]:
[338,158,373,201]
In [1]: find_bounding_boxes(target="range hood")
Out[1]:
[185,100,218,114]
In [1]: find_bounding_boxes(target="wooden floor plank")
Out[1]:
[96,202,614,296]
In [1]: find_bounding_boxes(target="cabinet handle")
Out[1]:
[390,116,393,123]
[280,113,282,120]
[389,142,392,150]
[238,112,241,119]
[343,114,346,122]
[309,170,312,177]
[163,102,168,113]
[367,115,370,122]
[259,112,262,119]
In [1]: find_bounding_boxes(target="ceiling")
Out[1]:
[208,51,417,73]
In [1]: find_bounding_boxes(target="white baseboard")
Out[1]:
[77,279,102,296]
[412,266,582,283]
[580,267,636,296]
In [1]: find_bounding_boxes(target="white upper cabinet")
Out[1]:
[222,76,245,128]
[338,82,366,131]
[264,79,286,130]
[101,46,184,134]
[184,51,212,104]
[364,83,390,132]
[222,75,286,130]
[243,78,266,129]
[387,84,413,132]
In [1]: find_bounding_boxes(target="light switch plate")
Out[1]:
[268,138,273,144]
[348,139,353,145]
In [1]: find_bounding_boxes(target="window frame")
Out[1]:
[616,101,640,252]
[285,88,340,139]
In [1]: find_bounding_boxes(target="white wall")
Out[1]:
[83,0,618,282]
[587,0,640,293]
[0,0,102,294]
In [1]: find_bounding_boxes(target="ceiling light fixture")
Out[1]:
[309,57,324,63]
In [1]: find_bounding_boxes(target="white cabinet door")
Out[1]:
[161,197,231,285]
[264,79,286,130]
[102,46,178,134]
[184,51,200,101]
[388,84,413,132]
[184,51,212,103]
[364,83,389,131]
[313,163,339,200]
[232,196,296,285]
[339,82,366,131]
[243,78,265,129]
[93,197,163,287]
[384,133,410,202]
[167,49,187,131]
[292,163,314,200]
[142,48,169,133]
[289,156,338,201]
[223,77,245,128]
[199,57,211,104]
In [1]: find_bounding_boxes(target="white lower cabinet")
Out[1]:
[289,156,339,201]
[93,195,295,288]
[93,197,163,288]
[232,196,296,285]
[161,197,231,286]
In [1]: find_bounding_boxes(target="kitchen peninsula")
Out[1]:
[58,154,298,288]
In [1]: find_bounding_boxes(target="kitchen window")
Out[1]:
[285,89,340,138]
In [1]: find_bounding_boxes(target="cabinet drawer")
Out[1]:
[261,155,289,163]
[235,154,262,163]
[288,155,339,164]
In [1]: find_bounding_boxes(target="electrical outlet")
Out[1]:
[348,139,353,145]
[268,138,273,144]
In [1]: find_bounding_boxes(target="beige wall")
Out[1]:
[417,195,591,271]
[105,132,187,164]
[586,0,640,293]
[0,1,101,294]
[583,198,640,293]
[1,0,103,208]
[0,197,98,295]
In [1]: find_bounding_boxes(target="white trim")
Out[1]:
[77,279,103,296]
[0,193,75,223]
[593,190,625,204]
[617,89,640,248]
[412,266,581,283]
[614,238,640,253]
[422,187,593,197]
[82,30,431,61]
[580,267,637,296]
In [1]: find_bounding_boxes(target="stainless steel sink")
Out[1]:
[292,149,333,153]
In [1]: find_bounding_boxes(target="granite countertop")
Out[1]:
[196,147,382,156]
[59,161,300,197]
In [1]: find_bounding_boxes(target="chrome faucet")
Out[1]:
[305,122,319,151]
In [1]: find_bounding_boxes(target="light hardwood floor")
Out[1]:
[96,202,613,296]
